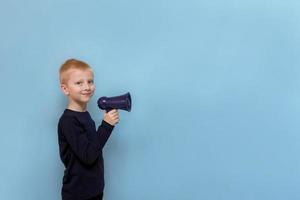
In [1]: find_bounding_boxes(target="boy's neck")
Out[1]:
[67,102,87,112]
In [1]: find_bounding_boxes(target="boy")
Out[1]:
[57,59,119,200]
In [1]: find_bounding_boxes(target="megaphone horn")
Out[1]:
[97,92,132,112]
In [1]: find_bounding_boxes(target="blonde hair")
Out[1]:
[59,59,92,84]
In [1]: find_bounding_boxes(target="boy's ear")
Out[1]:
[60,84,70,96]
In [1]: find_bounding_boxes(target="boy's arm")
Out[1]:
[60,116,114,165]
[96,120,115,148]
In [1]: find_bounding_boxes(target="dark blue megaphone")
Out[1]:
[97,92,132,112]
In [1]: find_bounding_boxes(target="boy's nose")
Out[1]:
[82,82,91,90]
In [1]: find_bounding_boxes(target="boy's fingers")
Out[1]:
[109,112,118,117]
[112,114,119,119]
[109,111,119,116]
[113,116,119,121]
[110,109,118,113]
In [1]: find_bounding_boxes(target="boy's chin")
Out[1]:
[80,97,90,102]
[82,96,92,102]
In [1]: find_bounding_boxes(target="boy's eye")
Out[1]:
[88,80,94,84]
[75,82,82,85]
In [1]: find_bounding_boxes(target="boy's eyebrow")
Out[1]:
[73,78,93,82]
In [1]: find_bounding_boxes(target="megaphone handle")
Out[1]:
[105,108,113,112]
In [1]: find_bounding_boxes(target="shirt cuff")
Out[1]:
[100,120,114,131]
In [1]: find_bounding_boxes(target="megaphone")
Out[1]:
[97,92,132,112]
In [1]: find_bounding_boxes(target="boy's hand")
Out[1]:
[103,109,119,126]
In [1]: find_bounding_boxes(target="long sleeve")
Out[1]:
[96,120,115,148]
[60,116,114,165]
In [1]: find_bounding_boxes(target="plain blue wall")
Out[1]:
[1,0,300,199]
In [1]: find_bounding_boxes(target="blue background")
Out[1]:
[0,0,300,199]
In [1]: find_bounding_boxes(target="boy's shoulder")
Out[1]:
[58,110,77,127]
[57,110,84,137]
[58,109,93,128]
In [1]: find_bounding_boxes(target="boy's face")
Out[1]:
[61,68,95,106]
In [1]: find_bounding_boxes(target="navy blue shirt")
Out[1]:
[57,109,114,200]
